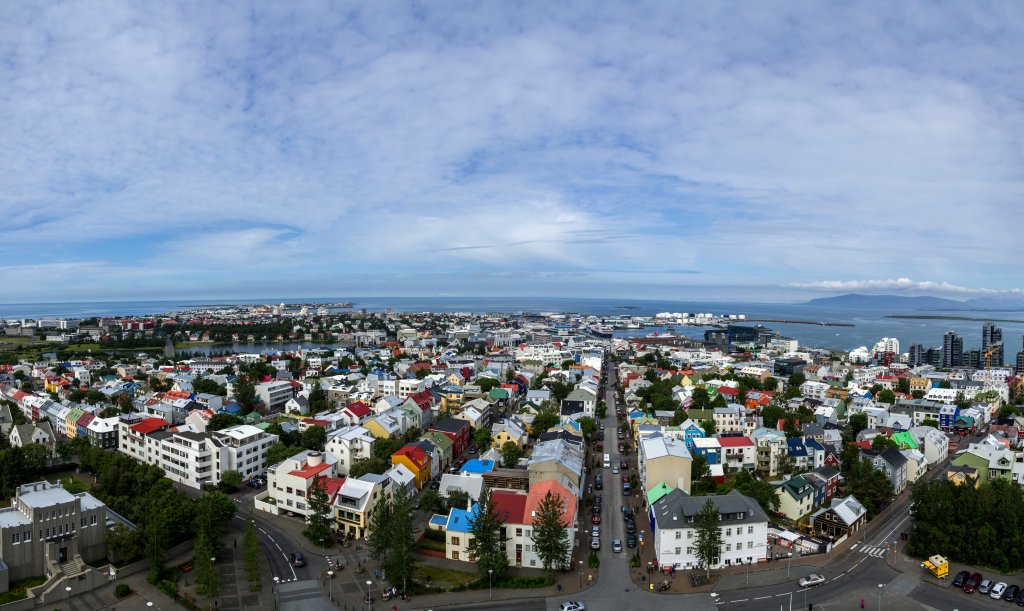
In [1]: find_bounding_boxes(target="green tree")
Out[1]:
[700,419,717,435]
[920,418,939,429]
[194,531,220,600]
[532,491,570,575]
[208,413,243,431]
[265,441,298,467]
[218,470,243,492]
[349,457,390,477]
[194,490,237,547]
[466,488,510,580]
[106,523,141,565]
[998,403,1020,420]
[367,495,393,564]
[530,404,560,437]
[420,489,444,513]
[383,487,417,591]
[233,377,257,413]
[301,425,327,450]
[846,413,869,440]
[694,498,723,579]
[732,470,780,515]
[846,458,894,517]
[473,427,493,450]
[447,489,471,511]
[303,474,333,547]
[788,372,806,388]
[871,435,897,451]
[477,378,501,393]
[372,437,402,460]
[760,404,784,428]
[577,416,597,440]
[501,441,523,468]
[308,385,328,412]
[763,377,779,392]
[192,378,227,396]
[877,389,896,404]
[243,512,262,590]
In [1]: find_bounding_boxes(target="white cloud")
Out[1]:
[789,278,1024,296]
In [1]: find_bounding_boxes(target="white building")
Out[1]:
[325,426,376,476]
[650,490,769,570]
[255,380,295,412]
[266,450,339,517]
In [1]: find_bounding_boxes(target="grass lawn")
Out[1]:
[414,564,479,588]
[0,576,47,604]
[415,537,447,553]
[46,470,94,492]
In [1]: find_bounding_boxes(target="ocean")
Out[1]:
[1,297,1022,353]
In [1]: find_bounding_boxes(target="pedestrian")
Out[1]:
[392,606,398,611]
[860,599,864,608]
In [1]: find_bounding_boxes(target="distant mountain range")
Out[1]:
[803,293,1024,310]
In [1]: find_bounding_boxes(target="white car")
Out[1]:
[798,574,825,588]
[612,467,619,474]
[991,582,1008,599]
[559,602,586,611]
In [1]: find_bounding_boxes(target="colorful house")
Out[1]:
[391,444,431,489]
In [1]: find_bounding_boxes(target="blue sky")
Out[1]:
[2,1,1023,303]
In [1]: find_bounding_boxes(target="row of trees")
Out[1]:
[909,478,1024,572]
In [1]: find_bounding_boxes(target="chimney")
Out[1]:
[307,451,323,467]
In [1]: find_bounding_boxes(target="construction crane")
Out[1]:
[984,344,1002,386]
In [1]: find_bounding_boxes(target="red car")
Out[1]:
[964,572,983,593]
[622,475,630,484]
[592,513,602,524]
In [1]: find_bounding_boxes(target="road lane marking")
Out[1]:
[753,596,770,600]
[850,544,859,550]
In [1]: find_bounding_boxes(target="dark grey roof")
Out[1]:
[652,489,768,530]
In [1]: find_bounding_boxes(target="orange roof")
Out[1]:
[525,480,577,526]
[392,444,429,468]
[288,462,332,480]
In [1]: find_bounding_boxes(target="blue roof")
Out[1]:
[429,514,448,527]
[461,459,495,475]
[221,403,242,415]
[786,437,808,457]
[805,438,825,452]
[445,504,480,533]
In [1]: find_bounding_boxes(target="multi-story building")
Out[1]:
[639,433,693,495]
[650,490,768,570]
[983,323,1004,367]
[255,380,295,412]
[325,426,376,476]
[266,450,339,517]
[942,331,963,369]
[334,473,393,539]
[0,481,110,589]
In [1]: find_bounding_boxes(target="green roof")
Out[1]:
[489,388,510,400]
[646,482,676,505]
[891,431,918,449]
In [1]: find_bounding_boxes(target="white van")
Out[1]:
[603,453,611,468]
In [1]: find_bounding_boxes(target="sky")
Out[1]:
[2,1,1024,304]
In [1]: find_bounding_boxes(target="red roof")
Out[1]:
[716,436,755,447]
[407,391,433,412]
[318,476,345,499]
[489,489,529,524]
[288,461,332,480]
[130,418,169,435]
[718,386,739,396]
[392,444,429,468]
[525,480,577,526]
[302,418,330,427]
[344,402,371,417]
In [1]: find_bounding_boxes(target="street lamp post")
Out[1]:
[366,579,373,611]
[109,566,117,603]
[710,592,719,605]
[877,583,884,610]
[211,557,217,611]
[578,560,583,588]
[787,552,793,578]
[489,568,494,600]
[65,585,71,609]
[273,576,280,611]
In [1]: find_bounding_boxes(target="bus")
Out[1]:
[603,453,611,468]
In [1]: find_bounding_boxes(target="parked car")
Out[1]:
[559,602,586,611]
[289,552,306,567]
[592,513,601,524]
[1005,584,1020,601]
[965,572,983,593]
[597,432,605,441]
[992,582,1008,599]
[623,508,634,520]
[798,574,825,588]
[1016,587,1024,605]
[626,519,636,534]
[591,525,600,536]
[618,443,625,453]
[979,579,994,594]
[620,459,628,469]
[592,504,601,514]
[953,571,971,588]
[612,466,619,474]
[622,475,630,483]
[626,533,637,548]
[595,479,603,490]
[593,494,602,506]
[590,536,600,550]
[612,539,623,553]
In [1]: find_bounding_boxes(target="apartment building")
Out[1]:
[255,380,295,412]
[650,490,768,570]
[266,450,339,518]
[325,426,376,476]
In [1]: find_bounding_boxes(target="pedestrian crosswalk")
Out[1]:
[850,543,888,558]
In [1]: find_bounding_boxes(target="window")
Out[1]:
[747,542,753,549]
[725,528,731,537]
[11,533,18,544]
[676,547,682,555]
[452,551,459,560]
[747,526,754,534]
[516,528,523,536]
[24,531,30,542]
[687,530,693,539]
[725,544,731,552]
[90,515,97,525]
[452,537,460,546]
[675,531,681,540]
